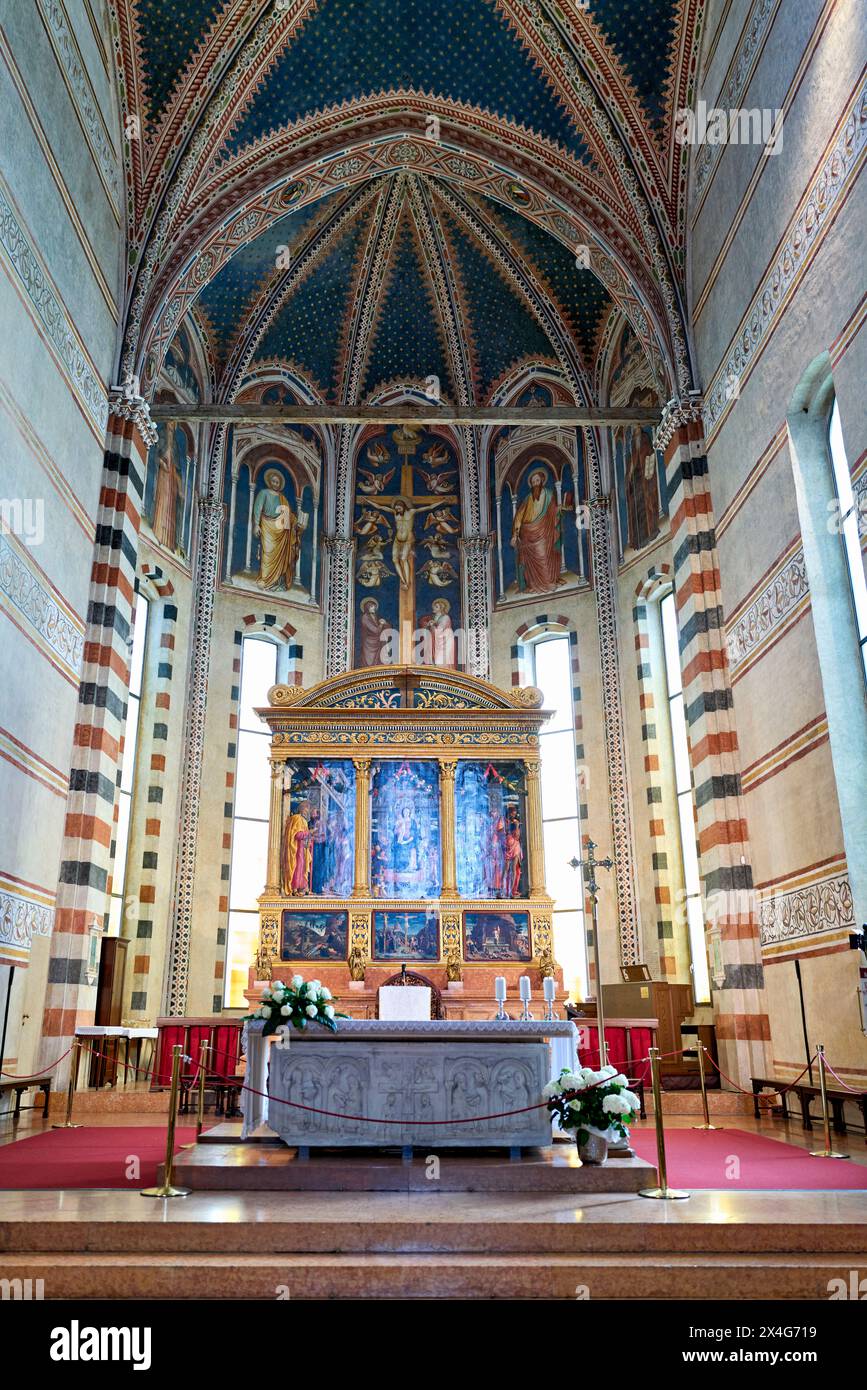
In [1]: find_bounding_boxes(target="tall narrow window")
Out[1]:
[225,637,278,1007]
[830,400,867,682]
[530,635,588,998]
[107,592,150,935]
[660,592,710,1003]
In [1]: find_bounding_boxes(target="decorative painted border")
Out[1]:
[703,76,867,443]
[0,871,54,964]
[725,541,809,678]
[0,178,108,437]
[758,861,854,954]
[36,0,120,217]
[0,529,85,685]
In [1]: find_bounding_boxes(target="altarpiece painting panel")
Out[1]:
[454,760,528,899]
[281,759,355,898]
[370,759,441,899]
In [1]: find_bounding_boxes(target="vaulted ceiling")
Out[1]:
[114,0,705,402]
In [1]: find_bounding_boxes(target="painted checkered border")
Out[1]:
[213,613,302,1010]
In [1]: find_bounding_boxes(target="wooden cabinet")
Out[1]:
[602,980,694,1060]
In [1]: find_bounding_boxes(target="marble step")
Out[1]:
[2,1250,865,1300]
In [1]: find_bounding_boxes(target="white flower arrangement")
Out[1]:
[244,975,345,1037]
[543,1065,640,1144]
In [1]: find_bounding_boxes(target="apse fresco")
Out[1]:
[454,761,528,899]
[353,425,462,668]
[613,388,667,553]
[223,416,321,601]
[492,394,588,601]
[280,909,349,961]
[281,760,355,898]
[463,910,531,962]
[373,910,440,962]
[163,326,200,398]
[371,759,441,899]
[143,420,195,561]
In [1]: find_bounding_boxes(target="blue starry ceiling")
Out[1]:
[361,219,458,402]
[133,0,227,127]
[196,193,342,366]
[221,0,594,164]
[478,195,612,361]
[172,172,619,401]
[589,0,680,132]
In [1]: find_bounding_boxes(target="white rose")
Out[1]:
[305,1003,318,1018]
[272,980,285,991]
[280,1004,291,1017]
[567,1098,583,1112]
[319,986,332,1000]
[324,1005,335,1019]
[261,987,271,999]
[542,1080,561,1100]
[307,980,321,993]
[291,974,304,988]
[259,1004,271,1018]
[579,1067,599,1084]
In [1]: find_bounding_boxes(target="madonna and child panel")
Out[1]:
[370,759,441,898]
[280,909,349,961]
[373,910,440,962]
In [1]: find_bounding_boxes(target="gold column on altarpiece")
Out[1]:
[524,759,546,896]
[265,759,285,893]
[438,759,459,898]
[352,757,372,896]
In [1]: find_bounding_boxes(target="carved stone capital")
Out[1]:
[652,392,705,454]
[108,385,158,447]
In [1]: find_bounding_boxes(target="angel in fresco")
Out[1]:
[418,557,459,588]
[356,556,390,588]
[357,464,395,494]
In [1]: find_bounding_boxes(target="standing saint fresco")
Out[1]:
[254,468,303,591]
[152,431,181,551]
[511,466,562,593]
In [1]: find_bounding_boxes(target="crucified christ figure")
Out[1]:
[364,494,456,587]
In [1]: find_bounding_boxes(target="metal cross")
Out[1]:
[568,838,614,1066]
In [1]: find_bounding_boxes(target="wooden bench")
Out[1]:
[752,1075,867,1136]
[0,1076,52,1120]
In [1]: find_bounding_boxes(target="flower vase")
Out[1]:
[576,1124,609,1164]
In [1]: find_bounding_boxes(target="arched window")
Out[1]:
[526,633,588,998]
[659,590,711,1003]
[224,636,279,1006]
[107,591,150,935]
[829,399,867,682]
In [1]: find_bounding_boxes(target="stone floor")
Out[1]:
[0,1100,865,1298]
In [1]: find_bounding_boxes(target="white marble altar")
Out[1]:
[242,1018,576,1148]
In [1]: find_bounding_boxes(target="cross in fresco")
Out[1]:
[360,424,457,663]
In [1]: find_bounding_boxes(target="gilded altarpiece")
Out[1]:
[253,667,562,1017]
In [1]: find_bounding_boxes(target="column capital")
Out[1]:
[108,385,158,448]
[652,392,705,454]
[437,757,457,779]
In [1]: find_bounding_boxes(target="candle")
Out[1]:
[543,977,556,1002]
[494,976,507,1002]
[519,976,531,1002]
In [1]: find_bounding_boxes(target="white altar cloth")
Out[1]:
[241,1018,577,1145]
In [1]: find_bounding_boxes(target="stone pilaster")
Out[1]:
[352,757,372,896]
[265,760,284,894]
[438,760,458,898]
[523,760,546,897]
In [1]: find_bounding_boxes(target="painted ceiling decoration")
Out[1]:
[112,0,705,401]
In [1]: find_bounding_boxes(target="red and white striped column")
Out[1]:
[39,396,155,1083]
[655,396,771,1087]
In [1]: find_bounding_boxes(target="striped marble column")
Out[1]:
[655,395,771,1087]
[39,396,155,1083]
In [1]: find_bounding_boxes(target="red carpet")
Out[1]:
[630,1126,867,1190]
[0,1127,202,1190]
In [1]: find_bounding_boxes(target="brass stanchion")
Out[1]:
[638,1047,689,1199]
[692,1044,723,1131]
[141,1044,191,1197]
[181,1040,210,1147]
[809,1044,848,1159]
[52,1037,82,1129]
